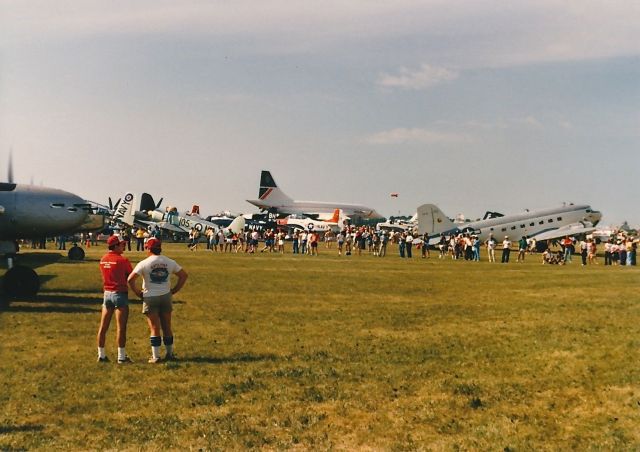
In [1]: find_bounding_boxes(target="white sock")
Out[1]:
[152,346,161,359]
[118,347,126,361]
[98,347,106,359]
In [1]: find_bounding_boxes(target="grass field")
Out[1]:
[1,244,639,450]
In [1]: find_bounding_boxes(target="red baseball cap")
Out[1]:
[145,238,162,250]
[107,235,124,247]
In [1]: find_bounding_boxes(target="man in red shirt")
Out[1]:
[97,235,133,363]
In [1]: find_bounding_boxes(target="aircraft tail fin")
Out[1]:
[227,215,246,234]
[112,192,137,226]
[257,170,293,205]
[416,204,455,236]
[323,208,340,224]
[140,193,159,212]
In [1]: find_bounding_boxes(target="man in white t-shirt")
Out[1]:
[501,236,511,263]
[486,234,497,263]
[128,238,188,363]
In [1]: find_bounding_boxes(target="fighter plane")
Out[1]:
[416,203,602,244]
[0,182,99,299]
[247,170,383,220]
[113,193,245,236]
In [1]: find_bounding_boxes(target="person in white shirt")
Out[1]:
[486,234,497,263]
[127,238,188,363]
[501,236,511,263]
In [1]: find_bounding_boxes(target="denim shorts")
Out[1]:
[103,291,129,309]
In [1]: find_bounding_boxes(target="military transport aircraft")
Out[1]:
[247,170,383,220]
[0,182,102,299]
[416,203,602,244]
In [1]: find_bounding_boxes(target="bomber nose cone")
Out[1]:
[589,210,602,226]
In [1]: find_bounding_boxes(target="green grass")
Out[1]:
[1,244,639,450]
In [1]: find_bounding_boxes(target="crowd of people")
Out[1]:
[173,225,639,266]
[46,223,638,269]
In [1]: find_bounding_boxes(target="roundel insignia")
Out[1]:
[307,223,314,231]
[194,223,203,232]
[124,193,134,202]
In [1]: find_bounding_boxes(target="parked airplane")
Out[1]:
[377,213,418,233]
[247,170,383,220]
[416,203,602,244]
[116,193,246,236]
[0,182,99,299]
[276,209,349,232]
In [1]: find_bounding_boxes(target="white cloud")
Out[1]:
[377,64,459,90]
[365,127,468,145]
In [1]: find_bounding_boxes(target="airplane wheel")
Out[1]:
[3,265,40,298]
[68,246,85,261]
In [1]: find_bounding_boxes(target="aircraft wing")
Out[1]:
[154,221,186,233]
[530,222,597,242]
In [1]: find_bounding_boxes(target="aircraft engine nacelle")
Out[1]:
[148,210,165,222]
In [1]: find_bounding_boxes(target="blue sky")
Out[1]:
[1,1,638,225]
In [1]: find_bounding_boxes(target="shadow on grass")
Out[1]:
[0,423,44,434]
[5,304,98,314]
[181,352,280,365]
[3,292,104,313]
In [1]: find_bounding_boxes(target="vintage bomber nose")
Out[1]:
[47,190,90,231]
[588,210,602,227]
[15,185,89,236]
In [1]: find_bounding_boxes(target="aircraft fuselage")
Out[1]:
[0,183,89,239]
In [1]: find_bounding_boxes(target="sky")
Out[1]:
[1,1,639,226]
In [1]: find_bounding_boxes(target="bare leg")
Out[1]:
[114,306,129,348]
[97,307,114,348]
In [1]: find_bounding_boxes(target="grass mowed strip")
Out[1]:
[1,245,639,449]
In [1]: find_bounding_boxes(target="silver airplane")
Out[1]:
[0,182,97,300]
[417,203,602,244]
[111,192,245,236]
[247,170,383,220]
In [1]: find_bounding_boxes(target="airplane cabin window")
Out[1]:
[548,219,553,223]
[501,227,507,232]
[511,226,516,230]
[557,217,562,221]
[520,224,525,228]
[529,222,535,226]
[539,221,544,225]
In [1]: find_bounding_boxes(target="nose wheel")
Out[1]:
[68,245,85,261]
[3,265,40,299]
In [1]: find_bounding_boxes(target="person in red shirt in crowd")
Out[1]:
[97,235,133,364]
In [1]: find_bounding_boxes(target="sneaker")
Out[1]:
[148,356,163,364]
[117,356,134,364]
[97,356,110,363]
[164,353,178,361]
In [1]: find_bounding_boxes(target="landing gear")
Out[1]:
[3,265,40,298]
[68,245,85,261]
